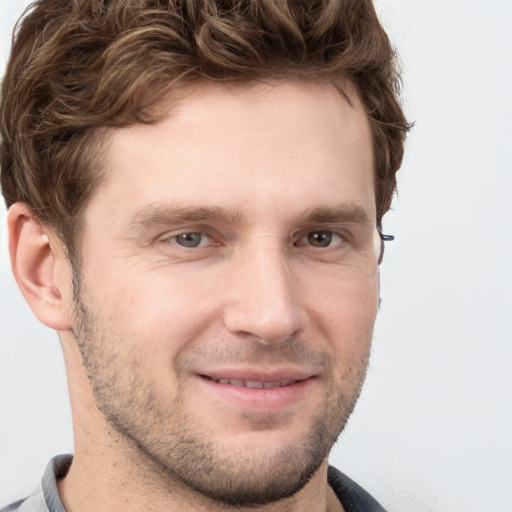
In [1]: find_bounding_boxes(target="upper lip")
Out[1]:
[196,367,317,383]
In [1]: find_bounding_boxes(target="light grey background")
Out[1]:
[1,1,511,510]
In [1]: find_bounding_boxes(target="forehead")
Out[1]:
[89,80,375,226]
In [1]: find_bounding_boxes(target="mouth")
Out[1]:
[195,370,316,411]
[203,376,297,389]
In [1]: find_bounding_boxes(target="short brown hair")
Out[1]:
[1,0,410,250]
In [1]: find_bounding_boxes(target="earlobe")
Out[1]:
[7,203,73,331]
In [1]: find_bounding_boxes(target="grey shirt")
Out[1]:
[1,455,387,512]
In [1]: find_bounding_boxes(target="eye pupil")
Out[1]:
[307,231,332,247]
[176,233,202,248]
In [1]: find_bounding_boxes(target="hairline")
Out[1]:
[48,76,372,266]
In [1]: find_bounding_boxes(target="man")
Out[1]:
[0,1,409,511]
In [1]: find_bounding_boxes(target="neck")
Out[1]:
[58,448,343,512]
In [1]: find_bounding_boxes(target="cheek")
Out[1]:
[92,269,221,355]
[304,271,379,351]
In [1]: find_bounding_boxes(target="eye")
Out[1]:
[170,232,211,248]
[296,230,344,248]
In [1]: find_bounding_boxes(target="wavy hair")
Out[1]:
[1,0,410,250]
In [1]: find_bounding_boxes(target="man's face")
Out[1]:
[70,80,379,506]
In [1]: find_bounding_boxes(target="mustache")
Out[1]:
[176,335,333,372]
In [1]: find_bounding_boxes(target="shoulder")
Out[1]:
[1,490,48,512]
[1,455,71,512]
[328,466,387,512]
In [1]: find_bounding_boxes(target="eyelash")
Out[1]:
[163,232,217,249]
[162,229,347,250]
[293,230,345,249]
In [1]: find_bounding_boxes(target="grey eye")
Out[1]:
[174,232,204,248]
[306,231,333,247]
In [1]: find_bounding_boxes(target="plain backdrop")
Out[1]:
[1,1,511,510]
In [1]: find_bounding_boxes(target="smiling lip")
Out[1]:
[195,368,316,410]
[206,377,296,389]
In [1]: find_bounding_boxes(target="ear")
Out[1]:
[373,229,385,265]
[377,240,385,265]
[7,203,73,331]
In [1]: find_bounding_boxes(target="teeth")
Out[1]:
[213,378,293,388]
[245,380,264,389]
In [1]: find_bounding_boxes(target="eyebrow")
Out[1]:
[131,205,248,230]
[130,203,373,231]
[302,205,372,226]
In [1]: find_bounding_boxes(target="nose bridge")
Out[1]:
[223,238,303,344]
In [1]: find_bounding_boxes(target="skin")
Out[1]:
[9,80,380,512]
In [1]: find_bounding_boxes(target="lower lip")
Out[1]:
[195,376,314,410]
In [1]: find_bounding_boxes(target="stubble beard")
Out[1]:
[70,268,372,507]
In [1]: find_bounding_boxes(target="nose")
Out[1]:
[223,245,305,345]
